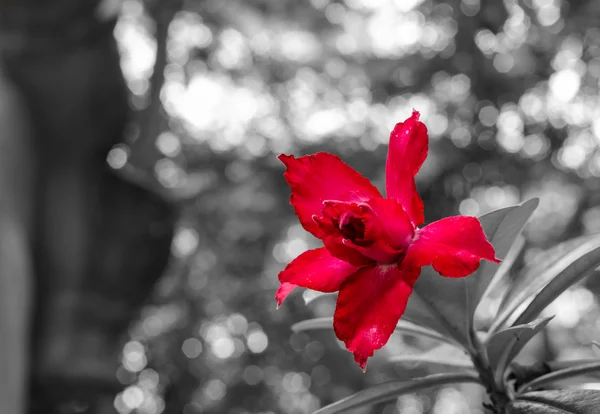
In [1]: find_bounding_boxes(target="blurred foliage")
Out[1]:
[110,0,600,413]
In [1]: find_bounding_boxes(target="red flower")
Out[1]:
[276,110,500,370]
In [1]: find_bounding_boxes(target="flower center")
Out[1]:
[338,214,366,242]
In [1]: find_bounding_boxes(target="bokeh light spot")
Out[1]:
[204,379,226,401]
[107,145,130,170]
[156,132,182,157]
[182,338,203,359]
[212,337,235,359]
[122,341,147,373]
[243,365,264,385]
[247,329,269,354]
[172,227,199,258]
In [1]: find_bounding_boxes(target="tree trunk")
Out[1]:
[0,1,176,413]
[0,65,35,414]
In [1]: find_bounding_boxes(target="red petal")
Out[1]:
[404,216,501,278]
[385,110,428,226]
[333,264,421,371]
[275,283,296,308]
[276,247,360,306]
[315,198,413,265]
[319,234,376,267]
[279,153,382,237]
[366,197,414,251]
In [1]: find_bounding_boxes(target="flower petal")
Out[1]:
[339,198,414,264]
[404,216,501,278]
[385,110,428,226]
[275,283,296,308]
[366,197,414,251]
[314,198,413,265]
[276,247,360,306]
[333,264,421,371]
[314,223,376,267]
[279,152,382,237]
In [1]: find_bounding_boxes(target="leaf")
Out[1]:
[303,290,335,305]
[548,359,600,372]
[291,317,458,346]
[547,360,600,381]
[388,355,476,373]
[508,390,600,414]
[411,205,522,349]
[480,234,526,304]
[388,355,474,370]
[512,244,600,327]
[486,316,553,388]
[388,344,474,373]
[497,237,586,312]
[312,373,481,414]
[402,291,457,341]
[491,234,600,333]
[393,320,460,345]
[517,362,600,394]
[473,199,539,314]
[301,291,459,341]
[510,360,600,390]
[291,317,333,333]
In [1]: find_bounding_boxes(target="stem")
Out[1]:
[470,332,511,413]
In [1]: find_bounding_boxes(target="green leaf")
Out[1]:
[473,199,539,315]
[312,373,481,414]
[291,317,458,346]
[411,205,521,349]
[490,234,600,333]
[486,316,554,388]
[517,362,600,394]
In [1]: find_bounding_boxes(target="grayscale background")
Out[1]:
[0,0,599,413]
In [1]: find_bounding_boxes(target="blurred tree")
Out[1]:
[0,64,34,414]
[0,0,176,413]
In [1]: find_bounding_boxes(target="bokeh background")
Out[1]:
[4,0,600,413]
[111,0,600,413]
